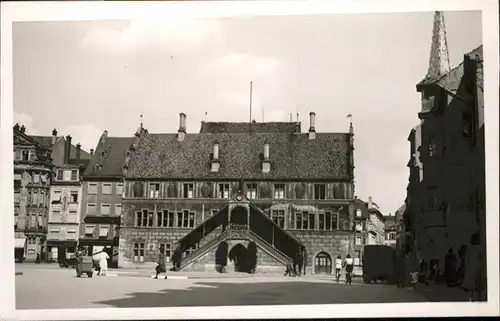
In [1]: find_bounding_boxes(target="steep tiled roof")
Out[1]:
[30,135,92,160]
[127,132,350,180]
[199,121,301,134]
[83,136,135,178]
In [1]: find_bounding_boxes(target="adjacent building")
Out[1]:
[383,214,397,248]
[405,11,485,290]
[13,124,54,262]
[119,112,356,275]
[46,136,91,263]
[79,131,135,268]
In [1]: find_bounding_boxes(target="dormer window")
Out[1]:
[100,151,107,157]
[95,164,102,171]
[211,142,220,172]
[56,170,64,180]
[262,142,271,173]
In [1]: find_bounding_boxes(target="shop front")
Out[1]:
[14,236,27,262]
[46,240,78,266]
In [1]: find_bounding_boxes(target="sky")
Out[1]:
[12,11,482,215]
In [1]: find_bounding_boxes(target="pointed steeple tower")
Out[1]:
[424,11,451,82]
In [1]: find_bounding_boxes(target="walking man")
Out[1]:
[154,245,168,279]
[98,249,110,276]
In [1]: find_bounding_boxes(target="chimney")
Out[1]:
[178,113,187,141]
[368,196,373,210]
[64,135,72,164]
[90,148,94,156]
[262,142,271,173]
[14,123,20,131]
[308,112,316,140]
[210,142,220,172]
[20,125,26,133]
[52,129,58,145]
[76,143,81,160]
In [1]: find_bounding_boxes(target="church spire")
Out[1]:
[426,11,451,80]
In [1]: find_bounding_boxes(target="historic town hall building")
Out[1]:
[119,112,356,275]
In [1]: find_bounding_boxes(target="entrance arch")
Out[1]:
[229,243,248,272]
[314,251,332,275]
[230,206,248,226]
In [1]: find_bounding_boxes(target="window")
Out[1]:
[246,183,257,199]
[177,210,195,228]
[274,184,285,199]
[133,182,144,197]
[33,173,40,184]
[68,210,77,222]
[308,212,315,229]
[52,210,61,222]
[429,136,437,157]
[115,204,122,216]
[158,210,174,228]
[428,187,438,210]
[295,211,313,230]
[318,212,332,230]
[102,183,112,195]
[85,224,95,237]
[63,170,71,181]
[389,232,396,240]
[22,150,30,161]
[149,183,160,198]
[329,211,339,230]
[70,191,78,203]
[57,170,63,180]
[159,243,172,261]
[185,245,197,257]
[49,228,60,238]
[116,183,124,195]
[135,209,153,227]
[218,183,230,199]
[99,225,109,237]
[355,236,362,245]
[333,183,345,199]
[101,204,111,215]
[133,242,145,262]
[113,226,119,238]
[354,250,361,266]
[66,230,77,240]
[355,222,364,232]
[356,209,362,217]
[87,204,96,215]
[271,210,285,228]
[88,183,98,194]
[314,184,326,200]
[183,183,194,199]
[71,170,78,181]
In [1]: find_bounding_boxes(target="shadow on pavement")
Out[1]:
[93,281,429,308]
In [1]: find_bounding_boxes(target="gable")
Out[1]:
[13,130,47,150]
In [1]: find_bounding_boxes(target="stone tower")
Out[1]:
[425,11,451,82]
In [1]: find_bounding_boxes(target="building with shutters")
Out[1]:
[119,111,356,275]
[13,124,54,262]
[46,136,91,263]
[78,131,135,268]
[404,11,485,284]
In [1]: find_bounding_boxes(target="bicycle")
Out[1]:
[334,269,341,283]
[345,270,353,285]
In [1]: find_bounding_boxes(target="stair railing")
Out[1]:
[179,229,228,270]
[248,230,292,266]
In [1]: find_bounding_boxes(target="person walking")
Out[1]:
[343,254,354,285]
[98,249,110,276]
[154,245,168,279]
[297,248,304,277]
[334,255,342,283]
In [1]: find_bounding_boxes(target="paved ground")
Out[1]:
[15,265,429,309]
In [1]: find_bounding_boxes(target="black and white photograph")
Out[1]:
[1,0,498,320]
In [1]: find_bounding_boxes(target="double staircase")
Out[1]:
[176,202,304,271]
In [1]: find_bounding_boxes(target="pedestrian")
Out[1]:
[98,249,110,276]
[343,254,354,285]
[334,255,342,282]
[36,253,41,264]
[297,248,304,277]
[409,252,418,290]
[284,262,294,277]
[154,245,168,279]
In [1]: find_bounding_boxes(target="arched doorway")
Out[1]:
[215,241,228,273]
[229,243,248,272]
[314,252,332,275]
[230,206,248,226]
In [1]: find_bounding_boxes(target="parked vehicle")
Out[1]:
[362,245,396,284]
[76,256,94,278]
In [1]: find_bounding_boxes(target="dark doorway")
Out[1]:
[314,252,332,275]
[215,241,228,273]
[230,206,248,226]
[229,243,248,272]
[246,242,258,273]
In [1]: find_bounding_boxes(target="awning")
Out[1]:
[15,237,26,249]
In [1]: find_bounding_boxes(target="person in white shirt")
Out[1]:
[343,254,354,285]
[334,255,343,281]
